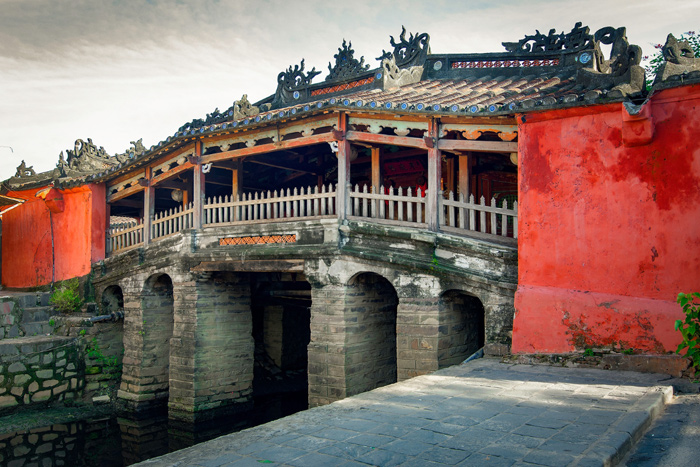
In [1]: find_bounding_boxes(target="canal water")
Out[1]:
[0,390,308,466]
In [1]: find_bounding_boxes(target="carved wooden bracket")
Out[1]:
[423,136,435,148]
[332,129,346,140]
[138,178,149,187]
[187,155,202,165]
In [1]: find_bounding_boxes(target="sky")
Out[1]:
[1,0,698,181]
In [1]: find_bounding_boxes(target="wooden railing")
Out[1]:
[106,219,144,255]
[106,184,517,257]
[204,184,336,225]
[348,184,427,228]
[151,202,194,240]
[441,192,518,239]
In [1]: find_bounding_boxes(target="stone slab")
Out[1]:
[132,358,672,467]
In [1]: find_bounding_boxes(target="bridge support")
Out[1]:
[169,272,254,422]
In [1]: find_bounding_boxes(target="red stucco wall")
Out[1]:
[1,184,106,288]
[513,84,700,354]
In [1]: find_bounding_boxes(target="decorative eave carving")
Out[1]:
[232,94,260,120]
[377,26,430,69]
[653,34,700,85]
[381,55,423,89]
[272,59,322,107]
[326,40,370,82]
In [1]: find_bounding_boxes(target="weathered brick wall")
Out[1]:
[0,336,83,414]
[396,296,441,380]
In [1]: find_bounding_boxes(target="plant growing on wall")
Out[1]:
[675,292,700,373]
[50,278,83,313]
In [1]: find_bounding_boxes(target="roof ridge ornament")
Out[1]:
[653,33,700,85]
[233,94,260,119]
[326,39,370,82]
[377,26,430,69]
[272,59,321,107]
[502,22,596,53]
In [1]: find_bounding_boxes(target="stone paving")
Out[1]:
[136,358,673,467]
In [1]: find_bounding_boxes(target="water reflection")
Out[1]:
[1,390,307,466]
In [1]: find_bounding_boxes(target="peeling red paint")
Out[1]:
[514,84,700,354]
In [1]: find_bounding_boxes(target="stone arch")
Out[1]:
[345,271,399,395]
[438,289,485,368]
[100,284,124,314]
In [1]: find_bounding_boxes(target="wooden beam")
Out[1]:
[346,131,427,150]
[150,161,194,186]
[201,132,335,165]
[107,183,144,203]
[246,159,321,175]
[109,199,143,208]
[437,139,517,153]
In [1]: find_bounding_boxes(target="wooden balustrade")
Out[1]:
[151,202,194,240]
[348,184,427,228]
[106,219,144,255]
[441,192,518,239]
[106,184,517,257]
[203,184,336,225]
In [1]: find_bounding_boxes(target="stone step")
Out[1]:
[21,307,55,324]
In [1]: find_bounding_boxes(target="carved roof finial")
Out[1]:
[377,26,430,68]
[326,39,370,82]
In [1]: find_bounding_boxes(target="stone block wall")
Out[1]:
[0,293,53,339]
[396,296,441,380]
[438,291,484,368]
[0,336,83,414]
[170,272,254,422]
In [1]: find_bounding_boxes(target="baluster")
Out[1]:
[388,186,395,220]
[313,185,319,216]
[459,193,466,230]
[513,201,518,238]
[362,184,370,217]
[407,187,414,222]
[321,184,327,216]
[480,196,487,233]
[352,184,359,217]
[469,194,476,231]
[490,197,497,235]
[397,187,404,221]
[449,191,455,227]
[379,184,386,219]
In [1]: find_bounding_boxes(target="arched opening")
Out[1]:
[346,272,398,395]
[438,290,485,368]
[141,274,174,404]
[101,284,124,314]
[250,272,311,421]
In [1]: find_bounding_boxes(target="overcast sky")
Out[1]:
[1,0,698,181]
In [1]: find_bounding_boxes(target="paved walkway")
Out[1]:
[136,359,672,467]
[622,393,700,466]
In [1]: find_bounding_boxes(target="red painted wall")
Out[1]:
[513,84,700,354]
[1,184,106,288]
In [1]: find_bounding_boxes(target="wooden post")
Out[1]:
[193,141,205,229]
[458,152,472,200]
[371,147,381,192]
[232,160,241,199]
[427,118,441,231]
[143,167,155,246]
[337,113,351,221]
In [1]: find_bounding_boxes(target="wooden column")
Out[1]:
[337,113,351,221]
[143,167,155,246]
[232,160,242,199]
[427,118,442,231]
[193,141,205,229]
[458,152,472,201]
[371,147,381,192]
